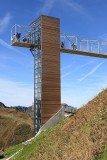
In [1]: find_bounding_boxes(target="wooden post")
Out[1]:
[41,16,61,125]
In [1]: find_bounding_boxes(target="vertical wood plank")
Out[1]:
[41,16,61,124]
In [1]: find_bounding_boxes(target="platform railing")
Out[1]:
[11,24,41,46]
[60,33,107,54]
[11,25,107,55]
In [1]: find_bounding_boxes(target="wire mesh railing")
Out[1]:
[11,24,41,46]
[60,33,107,54]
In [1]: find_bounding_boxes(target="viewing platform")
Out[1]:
[11,24,107,59]
[60,33,107,58]
[60,48,107,58]
[12,41,39,48]
[11,24,41,49]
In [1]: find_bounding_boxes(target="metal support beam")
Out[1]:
[30,47,41,134]
[60,48,107,58]
[34,48,41,134]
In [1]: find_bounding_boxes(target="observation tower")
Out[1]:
[11,15,107,134]
[11,15,61,134]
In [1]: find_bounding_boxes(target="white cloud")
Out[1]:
[0,78,33,106]
[62,0,92,20]
[66,0,85,13]
[0,38,12,49]
[62,59,96,78]
[78,62,104,82]
[61,64,72,71]
[0,13,11,33]
[37,0,56,16]
[99,34,107,41]
[0,39,29,57]
[36,0,91,20]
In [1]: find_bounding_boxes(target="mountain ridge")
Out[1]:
[0,105,34,148]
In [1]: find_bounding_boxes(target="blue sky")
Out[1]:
[0,0,107,107]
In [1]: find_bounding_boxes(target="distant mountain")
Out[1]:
[8,106,34,120]
[0,105,34,148]
[0,101,77,149]
[9,106,29,112]
[0,102,6,108]
[61,103,77,114]
[0,103,34,119]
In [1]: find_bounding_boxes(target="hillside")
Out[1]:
[7,88,107,160]
[0,106,34,148]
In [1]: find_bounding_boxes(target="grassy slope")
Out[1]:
[7,89,107,160]
[0,107,34,148]
[95,149,107,160]
[5,144,23,158]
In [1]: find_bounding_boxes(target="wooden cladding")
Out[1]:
[41,16,61,125]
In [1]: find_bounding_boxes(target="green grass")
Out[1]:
[95,150,107,160]
[2,119,65,160]
[4,144,23,158]
[10,130,52,159]
[4,109,107,160]
[9,120,65,160]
